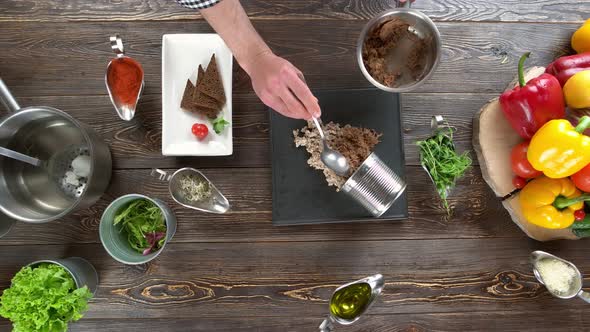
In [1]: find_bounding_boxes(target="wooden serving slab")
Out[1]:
[473,66,578,241]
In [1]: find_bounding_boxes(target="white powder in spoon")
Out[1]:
[536,258,578,296]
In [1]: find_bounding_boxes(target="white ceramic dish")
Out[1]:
[162,34,233,156]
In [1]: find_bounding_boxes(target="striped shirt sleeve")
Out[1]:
[175,0,222,10]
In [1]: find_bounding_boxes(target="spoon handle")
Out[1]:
[0,146,42,167]
[578,290,590,303]
[312,117,326,140]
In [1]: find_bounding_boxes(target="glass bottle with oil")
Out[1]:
[319,274,384,332]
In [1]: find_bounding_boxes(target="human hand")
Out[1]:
[244,51,321,120]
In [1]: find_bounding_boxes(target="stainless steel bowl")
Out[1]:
[357,3,442,92]
[0,78,112,223]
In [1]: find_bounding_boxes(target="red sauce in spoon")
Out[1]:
[107,57,143,106]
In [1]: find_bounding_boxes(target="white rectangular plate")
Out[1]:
[162,34,233,156]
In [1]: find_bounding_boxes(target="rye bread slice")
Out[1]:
[193,64,221,111]
[198,54,226,105]
[180,79,195,110]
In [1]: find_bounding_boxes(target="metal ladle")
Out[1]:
[311,117,350,177]
[531,250,590,303]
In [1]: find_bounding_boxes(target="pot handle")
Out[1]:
[0,78,20,113]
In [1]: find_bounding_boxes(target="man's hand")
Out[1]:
[245,51,321,120]
[201,0,320,120]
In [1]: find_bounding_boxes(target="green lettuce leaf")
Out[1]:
[0,263,92,332]
[211,116,230,134]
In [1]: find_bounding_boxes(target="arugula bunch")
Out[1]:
[417,127,471,214]
[0,263,92,332]
[114,199,167,255]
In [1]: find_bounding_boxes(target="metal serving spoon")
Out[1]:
[531,250,590,303]
[294,73,350,177]
[311,117,350,177]
[0,146,43,167]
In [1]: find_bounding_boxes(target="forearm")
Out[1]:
[201,0,271,75]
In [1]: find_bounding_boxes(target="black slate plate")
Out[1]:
[270,88,408,226]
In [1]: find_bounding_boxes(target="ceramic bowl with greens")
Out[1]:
[99,194,177,265]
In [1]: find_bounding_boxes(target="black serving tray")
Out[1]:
[270,88,408,226]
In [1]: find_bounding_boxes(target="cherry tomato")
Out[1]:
[574,209,586,221]
[511,141,542,179]
[512,176,527,189]
[572,163,590,192]
[191,123,208,140]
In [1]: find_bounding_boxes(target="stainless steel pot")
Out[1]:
[357,0,442,92]
[0,78,112,223]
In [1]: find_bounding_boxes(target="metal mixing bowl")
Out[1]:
[357,7,442,92]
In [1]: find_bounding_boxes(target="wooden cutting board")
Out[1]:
[472,66,578,241]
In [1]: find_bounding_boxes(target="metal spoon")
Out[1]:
[0,146,43,167]
[531,250,590,303]
[311,117,350,177]
[294,73,350,176]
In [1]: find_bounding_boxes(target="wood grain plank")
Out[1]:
[0,165,522,245]
[0,0,587,23]
[0,21,576,97]
[2,309,585,332]
[6,310,584,332]
[1,239,589,319]
[11,93,492,170]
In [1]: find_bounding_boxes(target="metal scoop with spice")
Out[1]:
[151,168,230,214]
[531,251,590,303]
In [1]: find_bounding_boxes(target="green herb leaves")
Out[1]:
[417,128,471,214]
[0,263,92,332]
[114,199,167,255]
[211,116,230,134]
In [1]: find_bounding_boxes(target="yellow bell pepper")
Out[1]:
[564,70,590,109]
[527,116,590,178]
[572,19,590,54]
[520,177,585,229]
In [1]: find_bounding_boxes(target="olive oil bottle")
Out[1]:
[329,282,372,320]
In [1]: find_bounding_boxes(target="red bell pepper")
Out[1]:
[546,52,590,86]
[499,52,565,139]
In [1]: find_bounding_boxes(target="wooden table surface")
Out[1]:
[1,1,589,331]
